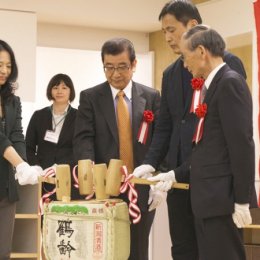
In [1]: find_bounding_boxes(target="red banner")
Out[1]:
[254,0,260,206]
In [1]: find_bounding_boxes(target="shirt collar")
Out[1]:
[204,62,226,89]
[110,81,132,101]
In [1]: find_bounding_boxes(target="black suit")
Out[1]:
[0,95,26,258]
[143,52,247,259]
[0,95,26,202]
[191,65,256,260]
[25,105,79,199]
[73,81,160,260]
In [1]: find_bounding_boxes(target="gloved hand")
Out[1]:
[16,162,43,185]
[232,203,252,228]
[148,185,167,211]
[132,164,155,179]
[148,170,176,192]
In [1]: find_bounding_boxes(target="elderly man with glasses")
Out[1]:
[73,37,162,260]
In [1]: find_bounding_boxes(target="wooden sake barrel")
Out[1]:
[43,199,130,260]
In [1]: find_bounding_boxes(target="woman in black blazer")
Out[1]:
[26,73,80,200]
[0,40,42,259]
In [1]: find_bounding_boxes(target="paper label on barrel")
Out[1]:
[44,203,108,260]
[43,201,130,260]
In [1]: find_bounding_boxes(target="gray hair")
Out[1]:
[183,24,226,57]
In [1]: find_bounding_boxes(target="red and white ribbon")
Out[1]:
[190,89,202,113]
[120,166,141,224]
[39,166,56,215]
[72,164,95,200]
[72,165,80,189]
[192,117,205,144]
[137,110,154,145]
[137,121,149,144]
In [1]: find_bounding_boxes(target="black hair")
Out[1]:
[46,73,75,102]
[101,38,136,64]
[0,39,18,101]
[159,0,202,25]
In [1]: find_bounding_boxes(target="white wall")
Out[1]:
[37,23,149,53]
[0,9,37,102]
[198,0,254,38]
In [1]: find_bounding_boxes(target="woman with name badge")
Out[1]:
[26,73,80,200]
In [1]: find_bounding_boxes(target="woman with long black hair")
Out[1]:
[0,39,42,259]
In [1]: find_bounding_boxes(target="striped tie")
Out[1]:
[116,90,134,173]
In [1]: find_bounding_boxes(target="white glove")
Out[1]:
[148,185,167,211]
[148,170,176,192]
[132,164,155,179]
[16,162,43,185]
[232,203,252,228]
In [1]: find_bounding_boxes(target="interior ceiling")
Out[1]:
[0,0,211,32]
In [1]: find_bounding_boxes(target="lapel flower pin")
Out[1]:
[193,103,207,144]
[137,110,154,144]
[190,77,205,113]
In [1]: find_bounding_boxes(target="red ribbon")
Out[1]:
[190,78,205,113]
[38,167,56,215]
[120,166,141,224]
[192,103,207,144]
[137,110,154,144]
[137,121,149,144]
[192,117,205,144]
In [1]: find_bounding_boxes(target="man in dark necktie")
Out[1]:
[133,1,248,259]
[150,24,257,260]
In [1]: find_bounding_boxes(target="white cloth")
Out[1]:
[232,203,252,228]
[16,162,43,185]
[148,170,176,192]
[132,164,155,179]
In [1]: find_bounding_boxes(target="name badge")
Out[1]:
[44,130,59,144]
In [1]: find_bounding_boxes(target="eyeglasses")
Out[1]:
[103,64,130,74]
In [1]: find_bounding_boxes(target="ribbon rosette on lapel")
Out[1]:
[137,110,154,144]
[193,103,207,144]
[190,77,205,113]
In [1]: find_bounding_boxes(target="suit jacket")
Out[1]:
[190,65,256,219]
[0,95,26,202]
[26,105,77,169]
[144,52,247,183]
[73,81,160,211]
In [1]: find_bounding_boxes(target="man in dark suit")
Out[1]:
[133,1,248,259]
[150,24,256,260]
[73,37,161,260]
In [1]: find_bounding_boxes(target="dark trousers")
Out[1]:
[0,197,16,260]
[129,209,155,260]
[194,215,246,260]
[167,189,199,260]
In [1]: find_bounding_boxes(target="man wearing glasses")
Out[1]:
[73,37,161,260]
